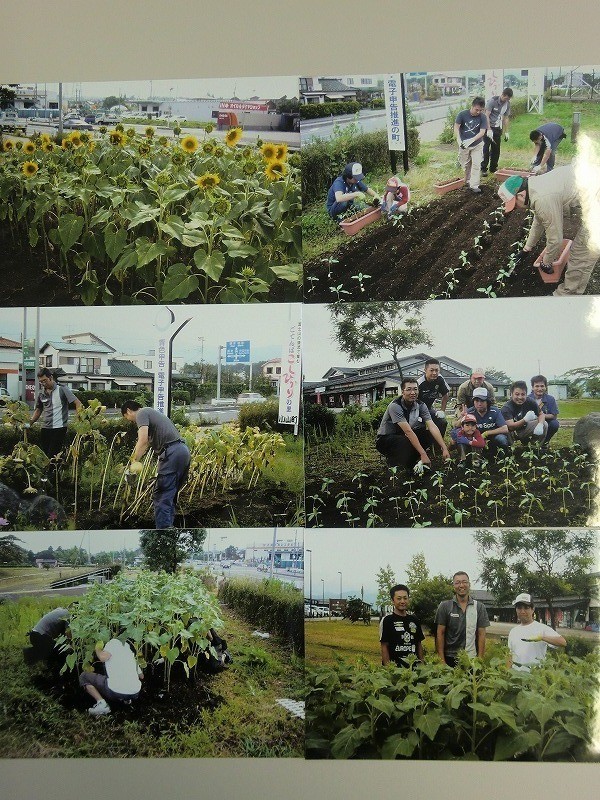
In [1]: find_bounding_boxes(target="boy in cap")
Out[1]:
[498,167,599,294]
[325,162,379,221]
[465,387,510,455]
[508,593,566,671]
[450,413,486,462]
[381,176,410,218]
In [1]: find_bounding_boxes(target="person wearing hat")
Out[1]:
[456,368,496,412]
[501,381,548,446]
[465,387,510,455]
[325,162,379,221]
[449,413,486,462]
[381,175,410,218]
[529,122,566,174]
[508,593,566,671]
[498,166,600,294]
[453,97,489,194]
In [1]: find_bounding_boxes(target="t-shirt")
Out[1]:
[485,95,511,129]
[377,398,431,437]
[104,639,142,695]
[501,397,540,422]
[537,122,565,148]
[417,374,450,409]
[435,597,490,657]
[33,607,69,637]
[136,407,181,453]
[455,109,488,143]
[36,385,78,429]
[326,175,368,213]
[528,391,559,417]
[456,380,496,407]
[466,405,506,434]
[508,620,560,671]
[380,612,424,667]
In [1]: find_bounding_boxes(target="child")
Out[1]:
[450,413,486,462]
[382,176,410,218]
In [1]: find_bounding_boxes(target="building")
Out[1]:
[243,540,303,569]
[299,77,357,105]
[0,336,22,398]
[113,350,184,375]
[428,73,467,95]
[262,358,282,389]
[303,354,510,409]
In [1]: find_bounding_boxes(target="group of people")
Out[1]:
[375,359,560,472]
[27,368,190,529]
[325,161,410,222]
[380,573,566,671]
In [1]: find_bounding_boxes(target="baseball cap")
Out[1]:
[345,162,365,181]
[461,414,477,424]
[498,175,524,212]
[471,367,485,378]
[472,387,489,401]
[513,592,534,606]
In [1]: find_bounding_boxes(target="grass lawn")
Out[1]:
[0,594,304,758]
[558,398,600,417]
[0,566,97,593]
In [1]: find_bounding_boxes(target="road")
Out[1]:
[300,96,460,145]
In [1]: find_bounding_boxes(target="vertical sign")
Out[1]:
[23,338,36,369]
[278,306,302,435]
[383,74,405,151]
[154,307,191,417]
[484,70,504,101]
[527,67,546,113]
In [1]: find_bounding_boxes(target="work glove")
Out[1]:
[514,249,532,266]
[371,196,380,207]
[531,164,542,174]
[436,410,446,420]
[413,460,430,477]
[539,261,554,274]
[504,132,510,141]
[459,140,467,149]
[533,423,545,436]
[124,470,136,487]
[523,410,537,422]
[129,460,144,475]
[486,129,494,140]
[23,422,31,429]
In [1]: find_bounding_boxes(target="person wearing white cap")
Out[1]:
[501,381,548,446]
[325,161,379,221]
[508,593,566,671]
[497,166,600,295]
[466,387,510,455]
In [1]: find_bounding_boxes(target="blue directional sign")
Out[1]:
[226,340,251,363]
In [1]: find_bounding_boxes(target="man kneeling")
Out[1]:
[376,378,450,473]
[80,638,143,716]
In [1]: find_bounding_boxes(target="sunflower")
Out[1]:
[213,145,224,158]
[22,161,38,177]
[156,171,171,186]
[98,126,107,134]
[41,140,55,153]
[212,197,231,216]
[40,132,51,144]
[204,122,215,134]
[180,135,199,154]
[138,142,151,157]
[260,142,277,161]
[195,172,221,190]
[68,131,83,148]
[243,160,258,176]
[225,127,243,148]
[171,150,185,166]
[23,140,36,155]
[3,139,14,152]
[79,131,91,144]
[88,140,96,152]
[265,160,288,181]
[202,140,215,155]
[115,123,125,133]
[15,140,23,150]
[108,130,126,146]
[158,136,169,147]
[145,126,155,139]
[61,138,73,150]
[126,128,136,139]
[274,143,288,161]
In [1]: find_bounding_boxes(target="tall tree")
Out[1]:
[405,552,453,632]
[484,367,512,384]
[473,529,596,628]
[328,301,432,378]
[0,534,27,564]
[375,564,397,615]
[140,528,207,574]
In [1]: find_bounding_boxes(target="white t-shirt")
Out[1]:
[508,620,559,671]
[104,639,142,695]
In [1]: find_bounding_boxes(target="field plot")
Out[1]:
[304,187,587,302]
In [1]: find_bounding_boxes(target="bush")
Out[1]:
[218,576,303,655]
[303,403,337,437]
[238,400,287,433]
[74,389,152,408]
[172,390,191,405]
[300,101,361,120]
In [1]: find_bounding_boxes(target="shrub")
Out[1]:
[238,399,287,433]
[218,576,303,654]
[303,403,337,437]
[74,389,152,408]
[300,101,361,120]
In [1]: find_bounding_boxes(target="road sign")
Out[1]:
[226,340,250,363]
[383,74,406,151]
[23,338,36,369]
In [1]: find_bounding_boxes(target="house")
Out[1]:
[0,336,22,398]
[428,73,466,95]
[243,540,303,569]
[107,359,153,391]
[303,354,510,409]
[300,77,357,105]
[112,350,184,376]
[35,558,58,569]
[262,358,282,389]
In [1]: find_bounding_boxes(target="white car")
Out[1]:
[236,392,266,405]
[0,387,13,404]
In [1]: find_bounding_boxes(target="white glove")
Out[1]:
[413,461,425,476]
[504,132,510,142]
[486,129,494,140]
[531,164,541,174]
[533,423,545,436]
[436,410,446,420]
[524,410,537,422]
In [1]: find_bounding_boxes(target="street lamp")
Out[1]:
[306,549,312,616]
[321,578,325,604]
[338,571,343,600]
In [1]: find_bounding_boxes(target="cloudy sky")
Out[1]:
[303,297,600,382]
[1,304,301,366]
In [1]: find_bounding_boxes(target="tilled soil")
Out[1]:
[304,184,596,302]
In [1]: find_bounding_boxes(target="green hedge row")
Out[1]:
[218,576,303,655]
[299,101,361,119]
[237,399,291,434]
[74,389,152,408]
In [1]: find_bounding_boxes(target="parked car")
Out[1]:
[62,117,93,131]
[236,392,266,405]
[0,387,14,405]
[0,111,26,133]
[95,113,120,126]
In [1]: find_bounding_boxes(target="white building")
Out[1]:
[0,336,22,398]
[262,358,282,389]
[243,540,303,569]
[299,77,357,104]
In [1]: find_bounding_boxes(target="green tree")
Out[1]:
[343,595,364,623]
[405,552,453,632]
[224,545,238,560]
[328,302,432,378]
[140,528,207,573]
[375,564,397,615]
[484,367,512,384]
[0,84,17,110]
[102,95,121,109]
[0,534,27,564]
[585,376,600,398]
[474,529,596,629]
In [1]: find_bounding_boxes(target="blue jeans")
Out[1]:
[487,433,511,454]
[327,199,354,220]
[545,418,560,444]
[154,441,190,529]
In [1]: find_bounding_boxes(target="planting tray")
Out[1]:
[495,168,534,180]
[434,177,465,195]
[339,207,382,236]
[534,238,573,283]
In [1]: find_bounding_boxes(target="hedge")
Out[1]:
[74,389,152,408]
[303,403,337,437]
[299,100,361,119]
[218,577,303,655]
[238,399,289,433]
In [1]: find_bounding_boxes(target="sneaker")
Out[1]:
[481,170,488,177]
[88,700,111,716]
[471,187,482,194]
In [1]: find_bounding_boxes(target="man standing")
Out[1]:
[30,369,82,457]
[529,122,566,173]
[325,161,379,221]
[466,387,511,455]
[121,401,191,529]
[417,358,450,437]
[375,378,450,472]
[481,87,513,176]
[501,381,548,445]
[456,368,496,412]
[435,572,490,667]
[498,167,599,294]
[79,638,143,716]
[454,97,488,194]
[380,584,424,668]
[528,375,560,447]
[508,592,566,671]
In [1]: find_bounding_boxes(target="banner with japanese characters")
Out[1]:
[383,74,406,150]
[277,306,302,435]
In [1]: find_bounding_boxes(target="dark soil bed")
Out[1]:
[305,435,596,528]
[304,185,598,301]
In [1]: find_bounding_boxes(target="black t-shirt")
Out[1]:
[501,397,539,422]
[379,612,424,667]
[417,374,450,409]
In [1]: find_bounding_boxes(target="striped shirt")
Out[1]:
[36,385,78,429]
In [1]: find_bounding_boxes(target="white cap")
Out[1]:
[472,387,489,400]
[513,592,533,606]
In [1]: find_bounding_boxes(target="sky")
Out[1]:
[0,303,301,366]
[302,297,600,382]
[26,77,299,102]
[304,528,600,604]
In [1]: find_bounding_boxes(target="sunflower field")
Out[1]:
[0,126,301,304]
